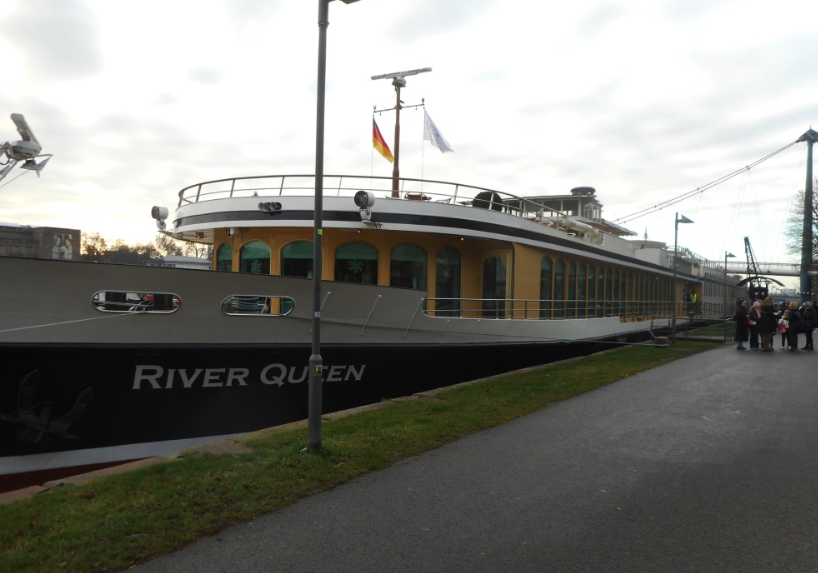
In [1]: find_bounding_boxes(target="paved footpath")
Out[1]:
[134,345,818,573]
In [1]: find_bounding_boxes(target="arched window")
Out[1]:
[390,244,427,290]
[613,270,621,316]
[606,269,613,317]
[588,265,595,319]
[335,242,378,285]
[596,267,604,317]
[568,261,577,318]
[216,243,232,272]
[578,262,587,318]
[624,272,632,317]
[281,240,313,278]
[239,241,270,274]
[540,256,553,318]
[436,247,461,317]
[554,259,565,318]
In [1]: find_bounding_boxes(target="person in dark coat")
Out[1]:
[786,301,801,352]
[800,301,815,350]
[758,297,778,352]
[733,301,749,350]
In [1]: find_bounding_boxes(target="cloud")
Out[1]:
[575,3,629,38]
[385,0,498,42]
[188,67,226,85]
[0,0,102,83]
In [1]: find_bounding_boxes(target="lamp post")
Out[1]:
[671,212,694,343]
[724,251,736,344]
[310,0,361,451]
[723,251,735,317]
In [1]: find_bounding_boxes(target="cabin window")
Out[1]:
[578,263,587,318]
[436,247,461,317]
[335,242,378,285]
[221,295,293,316]
[624,272,632,317]
[482,256,508,318]
[554,259,565,318]
[606,269,613,317]
[568,261,577,318]
[92,291,180,313]
[239,241,270,275]
[587,265,595,319]
[539,256,553,318]
[390,244,427,290]
[613,270,621,316]
[596,267,604,317]
[216,243,232,272]
[282,240,314,279]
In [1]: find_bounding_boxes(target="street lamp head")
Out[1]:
[334,0,362,3]
[677,214,694,224]
[726,252,736,258]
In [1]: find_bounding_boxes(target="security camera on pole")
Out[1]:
[0,114,52,185]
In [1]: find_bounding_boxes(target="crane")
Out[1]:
[736,236,784,302]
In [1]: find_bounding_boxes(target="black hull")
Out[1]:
[0,336,644,489]
[0,341,604,447]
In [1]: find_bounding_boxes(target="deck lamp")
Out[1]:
[671,213,694,343]
[309,0,363,451]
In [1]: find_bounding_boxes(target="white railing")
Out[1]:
[177,174,568,225]
[423,299,717,321]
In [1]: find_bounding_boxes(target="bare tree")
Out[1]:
[784,187,818,258]
[153,233,185,257]
[109,239,157,266]
[81,232,108,257]
[183,242,212,259]
[784,184,818,296]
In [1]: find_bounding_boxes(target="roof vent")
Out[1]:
[570,186,595,196]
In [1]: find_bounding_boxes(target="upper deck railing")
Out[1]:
[176,174,616,245]
[177,174,573,222]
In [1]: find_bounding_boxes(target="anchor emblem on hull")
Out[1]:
[0,370,93,444]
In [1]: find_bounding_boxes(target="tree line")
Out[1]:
[80,232,212,266]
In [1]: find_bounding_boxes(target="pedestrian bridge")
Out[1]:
[725,262,817,277]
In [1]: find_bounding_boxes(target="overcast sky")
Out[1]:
[1,0,816,287]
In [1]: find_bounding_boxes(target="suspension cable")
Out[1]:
[614,140,800,224]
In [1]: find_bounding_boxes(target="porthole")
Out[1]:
[221,295,294,316]
[92,291,181,314]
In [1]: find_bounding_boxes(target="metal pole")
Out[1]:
[309,0,330,450]
[724,251,728,319]
[797,129,817,302]
[391,83,402,195]
[671,214,679,343]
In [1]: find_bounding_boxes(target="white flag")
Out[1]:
[423,110,454,153]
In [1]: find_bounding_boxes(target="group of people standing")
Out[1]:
[733,298,816,352]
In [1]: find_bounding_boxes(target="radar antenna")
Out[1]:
[371,67,431,196]
[0,114,52,184]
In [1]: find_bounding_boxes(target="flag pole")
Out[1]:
[371,67,432,197]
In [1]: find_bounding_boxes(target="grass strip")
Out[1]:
[0,341,717,573]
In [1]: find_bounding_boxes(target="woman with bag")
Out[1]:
[779,310,790,350]
[733,300,749,350]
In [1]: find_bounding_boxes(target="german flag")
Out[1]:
[372,119,393,163]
